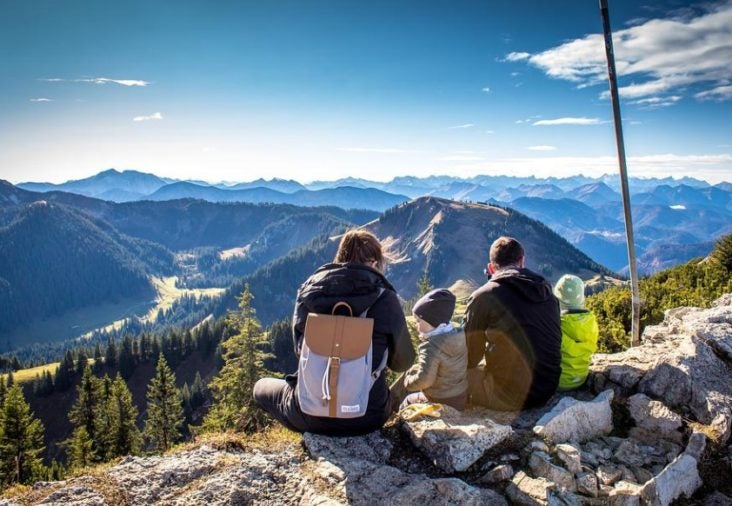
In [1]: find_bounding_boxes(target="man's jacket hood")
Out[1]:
[490,267,554,303]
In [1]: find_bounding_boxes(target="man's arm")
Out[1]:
[463,290,492,368]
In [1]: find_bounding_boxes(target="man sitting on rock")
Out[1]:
[464,236,561,410]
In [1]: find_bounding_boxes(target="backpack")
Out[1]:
[297,290,387,418]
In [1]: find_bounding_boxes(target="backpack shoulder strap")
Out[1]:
[359,288,386,318]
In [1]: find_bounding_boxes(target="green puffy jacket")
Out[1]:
[558,310,599,390]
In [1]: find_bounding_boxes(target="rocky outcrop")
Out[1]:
[4,295,732,505]
[590,294,732,443]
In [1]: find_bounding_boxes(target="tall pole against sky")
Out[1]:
[599,0,641,347]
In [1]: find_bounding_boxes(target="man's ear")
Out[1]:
[518,256,526,268]
[488,263,496,275]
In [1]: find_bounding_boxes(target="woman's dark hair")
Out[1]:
[334,230,385,271]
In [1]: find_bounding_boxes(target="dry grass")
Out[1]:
[174,426,301,456]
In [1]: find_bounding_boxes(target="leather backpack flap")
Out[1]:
[304,313,374,359]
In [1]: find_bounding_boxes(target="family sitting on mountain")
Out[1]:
[254,230,599,436]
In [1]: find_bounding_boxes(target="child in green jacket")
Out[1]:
[553,275,599,390]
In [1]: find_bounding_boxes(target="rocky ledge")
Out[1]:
[3,295,732,505]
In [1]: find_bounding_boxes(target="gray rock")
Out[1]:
[529,451,576,491]
[575,471,598,497]
[555,443,582,475]
[533,390,614,444]
[596,465,623,486]
[703,491,732,505]
[618,465,636,484]
[581,450,599,467]
[507,471,556,505]
[627,394,682,441]
[608,480,643,506]
[640,454,702,506]
[547,489,584,506]
[684,431,707,460]
[478,463,514,484]
[401,404,512,472]
[303,431,392,464]
[631,466,654,485]
[528,440,551,453]
[613,438,647,467]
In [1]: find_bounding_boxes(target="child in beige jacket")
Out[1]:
[400,288,468,411]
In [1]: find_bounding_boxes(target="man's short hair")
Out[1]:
[489,236,525,269]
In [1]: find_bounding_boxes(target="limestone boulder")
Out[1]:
[533,390,614,444]
[401,405,512,473]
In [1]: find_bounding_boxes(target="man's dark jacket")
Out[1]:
[289,263,415,435]
[464,267,561,409]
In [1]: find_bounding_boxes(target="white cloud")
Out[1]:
[485,130,495,134]
[30,98,52,102]
[533,117,602,126]
[133,112,163,122]
[670,204,687,210]
[506,2,732,103]
[449,123,475,129]
[79,78,150,87]
[442,155,485,161]
[505,52,531,62]
[40,77,150,87]
[337,147,406,153]
[527,145,557,151]
[629,95,682,108]
[695,84,732,101]
[482,87,492,93]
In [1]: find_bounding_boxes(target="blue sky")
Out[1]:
[1,0,731,184]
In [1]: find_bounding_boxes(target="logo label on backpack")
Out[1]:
[341,404,360,413]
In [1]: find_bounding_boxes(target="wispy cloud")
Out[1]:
[485,130,495,134]
[442,155,485,161]
[133,112,163,122]
[40,77,150,87]
[695,85,732,101]
[481,87,492,93]
[533,117,602,126]
[449,123,475,129]
[527,145,557,151]
[29,98,52,102]
[504,52,530,62]
[337,147,406,154]
[504,2,732,103]
[629,95,682,108]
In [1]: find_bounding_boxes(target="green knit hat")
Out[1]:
[554,274,586,310]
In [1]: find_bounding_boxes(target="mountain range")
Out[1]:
[0,181,614,347]
[216,197,614,325]
[16,169,732,274]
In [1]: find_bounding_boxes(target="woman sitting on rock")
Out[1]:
[253,229,415,436]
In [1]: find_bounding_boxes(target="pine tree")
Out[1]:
[106,375,141,458]
[118,335,135,380]
[0,377,6,406]
[711,232,732,272]
[0,385,45,486]
[144,356,183,453]
[92,343,104,374]
[75,350,89,376]
[416,269,434,297]
[105,337,118,369]
[68,365,102,462]
[201,285,270,433]
[190,371,206,409]
[66,426,94,470]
